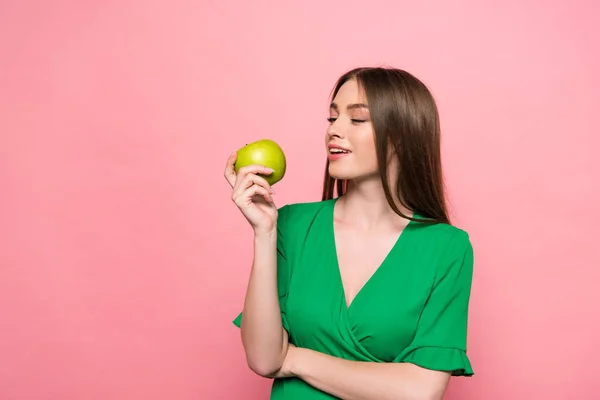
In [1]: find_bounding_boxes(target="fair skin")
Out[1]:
[224,160,287,376]
[224,79,452,399]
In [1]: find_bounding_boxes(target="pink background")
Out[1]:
[1,1,599,399]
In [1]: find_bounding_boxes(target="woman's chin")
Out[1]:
[329,173,359,182]
[328,167,350,181]
[328,166,380,183]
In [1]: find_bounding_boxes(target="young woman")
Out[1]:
[224,67,475,399]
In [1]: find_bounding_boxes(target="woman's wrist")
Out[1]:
[253,226,277,240]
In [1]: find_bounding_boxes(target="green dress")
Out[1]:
[233,198,474,399]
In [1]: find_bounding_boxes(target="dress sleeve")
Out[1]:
[232,204,292,332]
[394,230,475,376]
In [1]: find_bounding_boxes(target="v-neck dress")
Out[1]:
[233,198,474,399]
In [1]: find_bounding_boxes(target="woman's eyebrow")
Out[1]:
[329,102,369,111]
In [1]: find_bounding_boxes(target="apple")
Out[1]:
[234,139,287,185]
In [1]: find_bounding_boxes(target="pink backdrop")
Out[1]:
[1,1,598,399]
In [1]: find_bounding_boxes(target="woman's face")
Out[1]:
[325,79,379,181]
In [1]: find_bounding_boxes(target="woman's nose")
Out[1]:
[327,124,343,138]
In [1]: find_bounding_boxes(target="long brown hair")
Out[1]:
[321,67,451,225]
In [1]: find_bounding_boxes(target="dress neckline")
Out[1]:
[328,197,417,310]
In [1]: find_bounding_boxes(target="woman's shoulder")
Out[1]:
[410,220,474,286]
[277,199,335,222]
[413,217,473,256]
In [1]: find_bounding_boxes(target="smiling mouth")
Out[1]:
[329,148,351,154]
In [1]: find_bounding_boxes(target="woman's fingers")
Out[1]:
[224,150,238,187]
[233,165,273,189]
[236,164,274,180]
[232,174,274,205]
[224,148,274,190]
[233,183,274,205]
[234,172,273,195]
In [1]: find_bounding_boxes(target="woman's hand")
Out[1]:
[224,150,278,235]
[271,343,300,379]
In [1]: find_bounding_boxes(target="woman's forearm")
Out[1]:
[240,230,288,377]
[290,347,450,400]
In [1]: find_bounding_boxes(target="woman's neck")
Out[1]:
[336,177,413,230]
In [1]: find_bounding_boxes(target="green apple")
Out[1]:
[234,139,287,185]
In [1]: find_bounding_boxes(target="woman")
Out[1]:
[224,66,475,399]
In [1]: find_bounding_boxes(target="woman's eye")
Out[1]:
[327,117,367,124]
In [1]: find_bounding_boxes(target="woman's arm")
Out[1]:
[239,230,289,377]
[224,153,289,378]
[287,346,450,400]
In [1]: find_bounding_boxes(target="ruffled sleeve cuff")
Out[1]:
[232,312,242,328]
[232,312,290,333]
[394,346,474,377]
